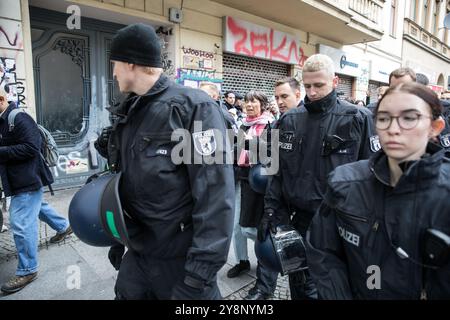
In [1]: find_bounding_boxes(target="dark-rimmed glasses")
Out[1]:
[374,111,432,130]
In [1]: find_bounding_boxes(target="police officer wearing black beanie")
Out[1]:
[99,23,234,300]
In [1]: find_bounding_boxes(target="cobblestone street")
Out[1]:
[225,275,291,300]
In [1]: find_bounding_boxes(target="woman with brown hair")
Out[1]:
[231,90,278,300]
[307,82,450,299]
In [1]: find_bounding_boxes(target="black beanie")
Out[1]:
[110,23,162,68]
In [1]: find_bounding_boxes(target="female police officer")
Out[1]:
[307,82,450,299]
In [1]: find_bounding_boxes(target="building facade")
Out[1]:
[402,0,450,95]
[5,0,440,188]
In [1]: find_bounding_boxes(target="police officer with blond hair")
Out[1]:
[258,54,377,299]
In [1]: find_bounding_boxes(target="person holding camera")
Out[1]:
[307,82,450,299]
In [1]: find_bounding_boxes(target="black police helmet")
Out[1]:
[255,225,308,276]
[248,164,269,194]
[69,172,133,248]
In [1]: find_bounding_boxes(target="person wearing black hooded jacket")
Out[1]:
[258,54,377,300]
[307,83,450,299]
[100,23,234,300]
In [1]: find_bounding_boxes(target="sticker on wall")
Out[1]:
[182,47,215,70]
[0,57,24,105]
[65,158,89,174]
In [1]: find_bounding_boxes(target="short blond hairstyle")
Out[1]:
[302,54,335,79]
[199,82,220,100]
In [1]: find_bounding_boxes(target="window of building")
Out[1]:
[390,0,397,37]
[423,0,429,28]
[410,0,418,21]
[432,0,439,35]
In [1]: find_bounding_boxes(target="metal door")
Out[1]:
[222,53,289,98]
[336,74,353,100]
[30,6,125,188]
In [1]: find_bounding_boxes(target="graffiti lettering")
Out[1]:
[157,29,175,79]
[161,52,175,78]
[225,17,307,66]
[176,68,222,89]
[177,68,217,81]
[0,27,19,47]
[0,57,26,106]
[226,17,251,56]
[182,47,214,59]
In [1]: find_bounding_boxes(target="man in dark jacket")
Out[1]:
[258,54,377,300]
[103,23,234,300]
[223,91,236,111]
[274,77,303,116]
[0,88,72,294]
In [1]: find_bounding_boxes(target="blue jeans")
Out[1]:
[232,181,249,262]
[9,188,69,276]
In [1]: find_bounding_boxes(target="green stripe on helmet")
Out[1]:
[106,211,120,239]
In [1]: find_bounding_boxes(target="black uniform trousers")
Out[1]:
[115,250,221,300]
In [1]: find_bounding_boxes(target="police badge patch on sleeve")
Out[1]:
[193,129,217,156]
[440,134,450,148]
[370,135,381,152]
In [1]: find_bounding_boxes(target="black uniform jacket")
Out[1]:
[264,91,376,224]
[307,143,450,299]
[108,75,234,284]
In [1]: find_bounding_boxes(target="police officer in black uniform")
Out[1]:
[307,83,450,299]
[100,23,234,300]
[257,54,377,300]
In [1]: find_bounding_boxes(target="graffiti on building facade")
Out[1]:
[156,26,175,78]
[0,57,26,106]
[176,68,222,89]
[224,16,307,67]
[182,46,215,69]
[0,26,20,47]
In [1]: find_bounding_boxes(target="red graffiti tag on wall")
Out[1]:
[225,17,307,67]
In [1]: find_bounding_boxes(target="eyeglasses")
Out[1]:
[374,111,432,130]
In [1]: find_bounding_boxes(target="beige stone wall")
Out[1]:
[76,0,317,83]
[173,0,316,81]
[403,40,450,90]
[0,0,35,117]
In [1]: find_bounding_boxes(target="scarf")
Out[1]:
[238,111,273,167]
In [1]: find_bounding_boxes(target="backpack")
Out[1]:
[8,108,60,167]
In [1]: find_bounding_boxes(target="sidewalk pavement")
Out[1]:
[0,188,290,300]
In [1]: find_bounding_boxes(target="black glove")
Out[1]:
[95,126,113,158]
[108,244,125,270]
[98,126,113,149]
[257,210,279,242]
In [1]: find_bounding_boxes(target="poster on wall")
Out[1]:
[182,47,215,70]
[176,68,222,90]
[65,158,89,175]
[0,57,20,104]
